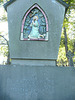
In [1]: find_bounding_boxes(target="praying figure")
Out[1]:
[28,16,40,39]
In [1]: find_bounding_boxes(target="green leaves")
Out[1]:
[0,0,10,4]
[57,0,75,66]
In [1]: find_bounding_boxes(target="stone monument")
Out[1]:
[4,0,68,66]
[0,0,75,100]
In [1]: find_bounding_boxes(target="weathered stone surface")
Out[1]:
[0,65,75,100]
[7,0,65,61]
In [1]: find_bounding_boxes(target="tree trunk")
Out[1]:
[63,27,69,65]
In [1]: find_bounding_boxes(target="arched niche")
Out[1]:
[20,4,48,41]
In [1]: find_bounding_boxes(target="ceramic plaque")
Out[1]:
[20,4,48,41]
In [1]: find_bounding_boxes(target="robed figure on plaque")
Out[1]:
[28,16,40,39]
[21,5,48,41]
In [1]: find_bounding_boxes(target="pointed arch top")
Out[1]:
[21,3,48,41]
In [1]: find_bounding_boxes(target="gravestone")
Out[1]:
[1,0,75,100]
[4,0,69,66]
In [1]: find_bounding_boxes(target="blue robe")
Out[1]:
[29,20,40,39]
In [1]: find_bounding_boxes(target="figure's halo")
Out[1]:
[33,16,38,20]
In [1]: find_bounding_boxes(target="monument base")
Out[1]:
[0,65,75,100]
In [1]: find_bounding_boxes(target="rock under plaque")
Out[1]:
[20,4,48,41]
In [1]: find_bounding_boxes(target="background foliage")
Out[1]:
[57,0,75,66]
